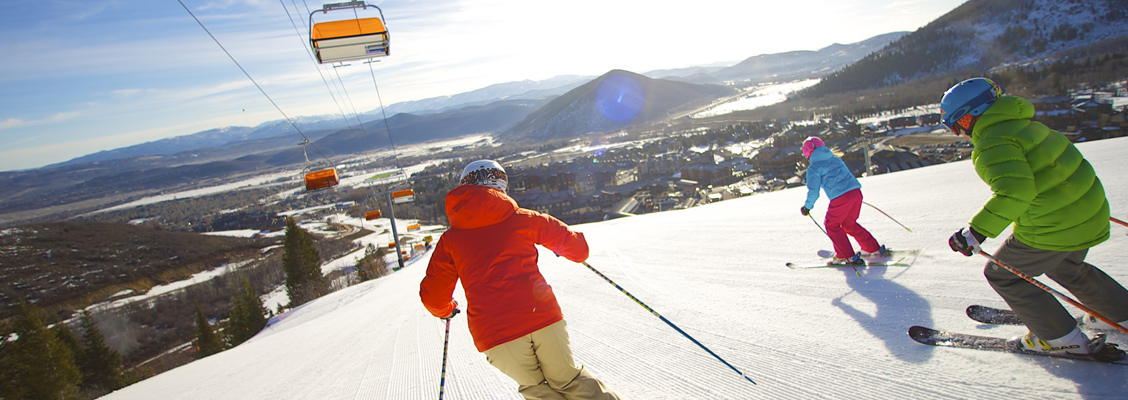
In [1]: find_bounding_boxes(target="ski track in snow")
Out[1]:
[100,138,1128,399]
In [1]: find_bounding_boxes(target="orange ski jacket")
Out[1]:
[420,185,588,352]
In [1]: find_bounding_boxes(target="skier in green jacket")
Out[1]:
[941,77,1128,360]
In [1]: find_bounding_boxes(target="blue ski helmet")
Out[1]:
[940,78,1003,132]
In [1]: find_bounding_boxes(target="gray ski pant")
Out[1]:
[986,235,1128,340]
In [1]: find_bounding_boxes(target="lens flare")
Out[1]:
[595,74,644,122]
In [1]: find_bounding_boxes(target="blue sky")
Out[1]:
[0,0,967,171]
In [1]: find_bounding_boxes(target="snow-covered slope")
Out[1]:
[101,137,1128,399]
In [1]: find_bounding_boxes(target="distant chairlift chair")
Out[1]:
[298,139,340,191]
[310,1,390,64]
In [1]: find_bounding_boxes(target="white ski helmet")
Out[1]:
[459,160,508,192]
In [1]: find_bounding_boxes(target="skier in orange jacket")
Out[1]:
[420,160,621,400]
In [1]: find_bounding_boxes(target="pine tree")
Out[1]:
[282,217,328,306]
[227,277,268,346]
[0,330,14,398]
[77,311,125,391]
[51,321,82,363]
[3,302,80,400]
[356,245,389,282]
[193,303,224,359]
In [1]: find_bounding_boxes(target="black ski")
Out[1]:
[908,326,1127,364]
[966,305,1023,325]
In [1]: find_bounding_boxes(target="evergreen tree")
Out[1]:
[356,245,388,282]
[282,217,328,306]
[50,321,82,363]
[3,302,80,400]
[0,330,13,398]
[77,311,125,391]
[193,303,224,359]
[227,277,269,346]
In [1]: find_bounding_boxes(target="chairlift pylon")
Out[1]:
[309,1,390,65]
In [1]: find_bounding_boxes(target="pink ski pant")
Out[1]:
[825,189,879,259]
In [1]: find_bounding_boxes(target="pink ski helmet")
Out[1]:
[802,136,824,159]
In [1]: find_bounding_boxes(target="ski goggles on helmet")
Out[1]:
[940,89,998,132]
[460,168,507,186]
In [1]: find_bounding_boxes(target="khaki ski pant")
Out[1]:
[483,320,621,400]
[986,235,1128,340]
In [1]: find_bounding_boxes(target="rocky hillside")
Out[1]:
[806,0,1128,96]
[0,222,273,322]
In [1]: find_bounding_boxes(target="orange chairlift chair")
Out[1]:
[298,139,339,191]
[309,1,389,64]
[391,189,414,204]
[304,168,340,191]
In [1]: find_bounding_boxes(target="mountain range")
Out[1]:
[3,0,1127,227]
[49,32,908,169]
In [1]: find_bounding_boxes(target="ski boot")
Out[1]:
[1008,327,1125,362]
[866,245,891,257]
[828,253,866,266]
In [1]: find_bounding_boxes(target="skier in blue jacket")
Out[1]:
[801,136,886,265]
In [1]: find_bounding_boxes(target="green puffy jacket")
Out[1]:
[968,95,1109,251]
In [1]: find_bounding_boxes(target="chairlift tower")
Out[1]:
[863,134,871,177]
[372,184,415,270]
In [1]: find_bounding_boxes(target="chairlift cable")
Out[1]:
[367,61,407,178]
[330,66,373,136]
[279,0,365,140]
[303,0,403,180]
[285,0,393,176]
[177,0,334,167]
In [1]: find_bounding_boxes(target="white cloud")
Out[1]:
[0,111,81,132]
[0,118,22,130]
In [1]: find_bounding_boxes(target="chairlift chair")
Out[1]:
[310,1,390,64]
[391,188,414,204]
[297,139,340,191]
[304,168,340,191]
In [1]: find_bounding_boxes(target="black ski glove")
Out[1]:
[948,227,986,256]
[800,206,810,216]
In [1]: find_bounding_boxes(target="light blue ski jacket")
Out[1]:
[804,146,861,210]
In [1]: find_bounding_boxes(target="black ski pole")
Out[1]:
[809,214,859,276]
[438,310,458,400]
[580,261,756,384]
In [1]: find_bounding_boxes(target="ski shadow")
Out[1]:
[831,265,934,363]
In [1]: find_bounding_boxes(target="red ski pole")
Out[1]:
[1112,217,1127,228]
[863,201,911,232]
[977,250,1128,335]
